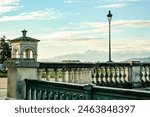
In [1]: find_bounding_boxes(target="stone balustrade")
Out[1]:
[37,62,94,84]
[37,61,150,88]
[5,59,150,99]
[25,79,150,100]
[91,63,131,88]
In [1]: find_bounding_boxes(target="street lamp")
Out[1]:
[107,10,113,62]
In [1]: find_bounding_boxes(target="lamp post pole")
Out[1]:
[107,11,113,62]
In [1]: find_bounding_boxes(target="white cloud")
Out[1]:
[35,19,150,56]
[0,0,21,14]
[81,20,150,29]
[64,0,81,3]
[95,0,140,8]
[0,8,64,21]
[95,3,126,8]
[117,0,140,2]
[35,20,150,42]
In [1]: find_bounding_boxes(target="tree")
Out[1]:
[0,36,11,63]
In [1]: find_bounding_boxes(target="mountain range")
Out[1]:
[38,50,150,62]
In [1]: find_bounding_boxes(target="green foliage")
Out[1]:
[0,70,7,77]
[0,36,11,63]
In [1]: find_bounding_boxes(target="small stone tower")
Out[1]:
[5,30,40,99]
[10,29,40,61]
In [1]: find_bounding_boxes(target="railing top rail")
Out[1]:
[25,79,150,100]
[39,62,131,69]
[140,62,150,66]
[25,79,84,90]
[93,86,150,99]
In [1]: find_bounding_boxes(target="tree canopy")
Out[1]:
[0,36,11,63]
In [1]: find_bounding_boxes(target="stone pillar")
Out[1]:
[4,59,39,99]
[84,84,93,100]
[128,61,142,88]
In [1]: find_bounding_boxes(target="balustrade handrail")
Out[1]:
[39,62,131,69]
[25,79,150,100]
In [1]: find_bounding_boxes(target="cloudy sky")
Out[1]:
[0,0,150,61]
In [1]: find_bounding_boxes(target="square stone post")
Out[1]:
[128,61,142,88]
[4,59,39,99]
[84,84,93,100]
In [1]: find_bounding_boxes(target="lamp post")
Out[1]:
[107,10,113,62]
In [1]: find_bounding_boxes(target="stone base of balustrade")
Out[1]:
[132,82,142,88]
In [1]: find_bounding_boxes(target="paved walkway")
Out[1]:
[0,78,7,100]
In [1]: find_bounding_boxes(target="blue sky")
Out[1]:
[0,0,150,61]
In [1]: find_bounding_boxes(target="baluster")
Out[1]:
[145,66,148,81]
[114,67,118,85]
[105,66,108,85]
[54,91,59,100]
[72,69,75,83]
[140,66,145,85]
[74,68,78,83]
[87,68,92,83]
[84,68,88,83]
[79,68,83,84]
[100,67,104,85]
[47,91,54,100]
[41,90,47,100]
[122,66,127,83]
[148,66,150,82]
[109,67,113,84]
[143,66,146,82]
[91,68,96,84]
[26,88,31,100]
[36,90,41,100]
[148,66,150,86]
[60,92,65,100]
[62,68,67,82]
[95,68,100,85]
[145,66,149,86]
[54,68,59,82]
[38,69,43,80]
[42,69,46,80]
[82,68,86,84]
[118,67,122,84]
[93,68,97,84]
[72,94,79,100]
[66,93,71,100]
[68,68,73,83]
[31,89,36,100]
[46,69,51,81]
[98,68,101,84]
[83,68,87,83]
[124,67,129,83]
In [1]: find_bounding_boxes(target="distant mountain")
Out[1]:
[39,50,106,62]
[127,57,150,62]
[38,50,150,62]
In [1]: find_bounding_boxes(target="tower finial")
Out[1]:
[22,29,27,37]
